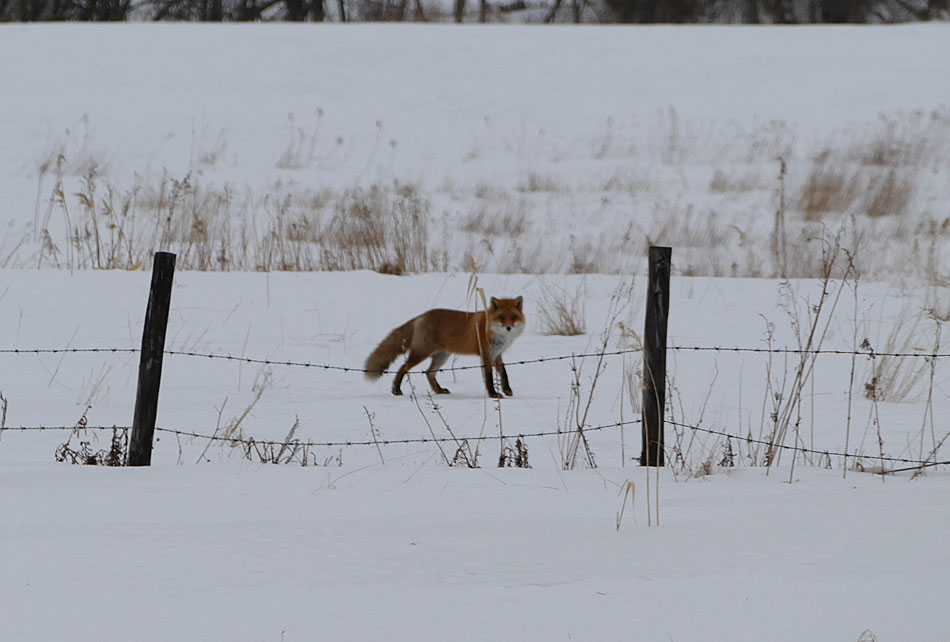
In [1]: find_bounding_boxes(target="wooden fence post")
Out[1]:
[127,251,176,467]
[640,246,671,467]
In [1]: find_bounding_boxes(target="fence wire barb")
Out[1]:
[667,419,949,469]
[668,345,950,358]
[0,348,138,355]
[3,344,947,376]
[4,420,946,473]
[154,419,641,447]
[158,347,646,373]
[0,420,640,448]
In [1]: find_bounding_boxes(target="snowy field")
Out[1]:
[1,23,950,642]
[2,24,950,278]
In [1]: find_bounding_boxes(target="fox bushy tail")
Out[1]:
[364,320,414,380]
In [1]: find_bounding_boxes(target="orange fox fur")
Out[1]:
[364,296,525,398]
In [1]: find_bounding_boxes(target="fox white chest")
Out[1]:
[489,323,524,360]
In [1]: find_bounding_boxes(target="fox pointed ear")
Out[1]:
[490,297,499,310]
[515,296,523,310]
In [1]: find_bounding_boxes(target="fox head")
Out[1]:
[488,296,525,337]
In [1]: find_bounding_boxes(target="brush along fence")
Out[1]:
[4,416,947,473]
[3,339,948,472]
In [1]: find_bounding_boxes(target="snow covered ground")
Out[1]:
[1,23,949,641]
[2,463,948,642]
[1,269,948,640]
[2,24,950,277]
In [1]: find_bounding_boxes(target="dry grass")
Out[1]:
[798,155,860,220]
[461,198,529,238]
[798,157,918,221]
[708,167,768,194]
[536,278,586,336]
[316,181,430,274]
[864,169,916,218]
[797,111,945,221]
[30,168,431,274]
[601,168,651,194]
[846,110,950,169]
[8,109,950,282]
[472,182,508,201]
[517,172,561,193]
[863,308,934,403]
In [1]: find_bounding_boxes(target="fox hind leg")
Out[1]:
[392,351,427,396]
[425,351,451,394]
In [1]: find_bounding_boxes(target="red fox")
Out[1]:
[364,296,525,398]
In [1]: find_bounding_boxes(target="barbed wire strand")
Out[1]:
[0,420,638,448]
[667,419,949,469]
[2,344,947,376]
[0,348,138,355]
[5,419,947,473]
[669,345,950,358]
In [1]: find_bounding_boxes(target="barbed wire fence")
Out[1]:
[2,343,948,368]
[2,341,948,474]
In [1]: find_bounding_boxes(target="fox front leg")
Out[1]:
[494,356,513,396]
[482,356,502,398]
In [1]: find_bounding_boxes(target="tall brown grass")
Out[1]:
[10,109,950,282]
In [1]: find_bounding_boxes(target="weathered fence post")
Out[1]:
[127,251,176,466]
[640,246,671,467]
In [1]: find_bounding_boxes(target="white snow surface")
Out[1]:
[4,24,950,277]
[2,269,949,641]
[1,23,950,642]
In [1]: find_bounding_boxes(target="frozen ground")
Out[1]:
[1,23,950,641]
[1,269,949,640]
[2,464,948,642]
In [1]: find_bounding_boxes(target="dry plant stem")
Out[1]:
[221,368,272,445]
[620,350,625,467]
[0,391,7,444]
[428,391,477,468]
[407,378,450,466]
[197,396,228,463]
[618,321,643,468]
[810,362,815,455]
[275,415,300,463]
[615,480,636,531]
[917,323,941,461]
[768,234,855,472]
[467,270,490,462]
[844,280,860,479]
[757,315,780,465]
[773,157,788,278]
[911,429,950,480]
[870,384,886,480]
[563,282,633,470]
[363,405,385,465]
